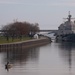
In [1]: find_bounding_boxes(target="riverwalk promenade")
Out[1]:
[0,37,51,50]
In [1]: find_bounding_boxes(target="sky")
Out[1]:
[0,0,75,29]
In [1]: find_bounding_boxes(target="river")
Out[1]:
[0,41,75,75]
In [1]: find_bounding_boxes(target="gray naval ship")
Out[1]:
[56,11,75,42]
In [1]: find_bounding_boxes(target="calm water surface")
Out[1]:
[0,42,75,75]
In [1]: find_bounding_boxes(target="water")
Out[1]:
[0,42,75,75]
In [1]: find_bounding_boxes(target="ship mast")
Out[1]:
[68,11,71,22]
[63,11,75,22]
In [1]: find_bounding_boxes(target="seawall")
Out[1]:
[0,38,51,50]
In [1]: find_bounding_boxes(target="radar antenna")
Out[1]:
[63,11,75,22]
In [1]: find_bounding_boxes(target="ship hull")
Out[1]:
[56,34,75,42]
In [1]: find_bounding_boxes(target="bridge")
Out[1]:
[38,30,58,40]
[39,30,58,33]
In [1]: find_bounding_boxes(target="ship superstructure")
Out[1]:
[56,12,75,42]
[58,11,75,35]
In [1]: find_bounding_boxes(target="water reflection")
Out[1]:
[57,42,75,71]
[0,42,75,75]
[0,46,40,71]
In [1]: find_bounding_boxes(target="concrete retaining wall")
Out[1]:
[0,38,51,50]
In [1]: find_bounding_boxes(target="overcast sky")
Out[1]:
[0,0,75,29]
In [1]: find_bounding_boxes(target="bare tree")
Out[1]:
[1,21,40,41]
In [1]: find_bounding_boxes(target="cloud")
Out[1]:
[0,1,23,4]
[0,0,75,7]
[49,2,75,7]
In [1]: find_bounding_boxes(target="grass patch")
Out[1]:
[0,36,31,44]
